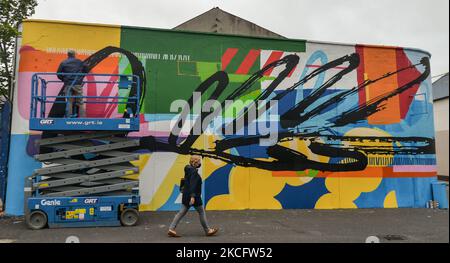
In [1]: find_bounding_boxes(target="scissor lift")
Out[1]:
[25,73,142,229]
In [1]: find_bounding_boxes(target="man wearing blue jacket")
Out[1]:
[57,50,88,117]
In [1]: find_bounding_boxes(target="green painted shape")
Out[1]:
[119,26,306,114]
[197,62,220,81]
[223,89,261,118]
[178,61,198,76]
[296,169,320,177]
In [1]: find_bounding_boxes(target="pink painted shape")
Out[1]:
[393,165,437,173]
[17,72,63,120]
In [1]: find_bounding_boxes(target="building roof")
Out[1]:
[173,7,285,39]
[432,73,449,101]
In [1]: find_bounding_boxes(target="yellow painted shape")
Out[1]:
[139,203,152,211]
[342,127,394,167]
[202,135,229,181]
[206,158,311,210]
[249,167,283,209]
[146,134,208,210]
[22,20,121,51]
[314,178,341,209]
[340,177,382,208]
[145,133,326,211]
[315,127,392,209]
[146,155,189,210]
[384,191,398,208]
[125,154,151,180]
[207,165,250,210]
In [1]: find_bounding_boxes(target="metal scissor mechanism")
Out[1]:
[27,131,140,198]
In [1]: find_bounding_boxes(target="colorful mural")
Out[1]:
[5,20,437,215]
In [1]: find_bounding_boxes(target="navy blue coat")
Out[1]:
[57,57,88,85]
[181,165,203,207]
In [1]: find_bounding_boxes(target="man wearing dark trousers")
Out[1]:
[57,49,88,117]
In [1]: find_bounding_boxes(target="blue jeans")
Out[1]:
[169,204,210,233]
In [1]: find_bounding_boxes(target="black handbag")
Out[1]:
[179,177,185,192]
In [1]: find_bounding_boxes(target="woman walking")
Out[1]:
[168,155,219,237]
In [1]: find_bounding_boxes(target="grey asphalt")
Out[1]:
[0,207,448,243]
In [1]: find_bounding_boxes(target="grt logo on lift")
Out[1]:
[84,198,98,204]
[40,199,61,206]
[39,119,54,125]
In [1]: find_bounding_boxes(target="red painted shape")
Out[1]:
[19,45,36,53]
[262,51,284,76]
[396,49,422,119]
[355,45,366,106]
[235,49,261,75]
[86,70,118,118]
[104,92,118,118]
[286,65,297,78]
[221,48,239,71]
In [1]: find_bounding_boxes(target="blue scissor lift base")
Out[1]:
[28,195,140,228]
[25,73,142,229]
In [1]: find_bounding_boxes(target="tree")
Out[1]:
[0,0,37,101]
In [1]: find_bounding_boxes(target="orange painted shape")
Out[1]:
[19,47,118,73]
[362,48,401,125]
[272,167,436,178]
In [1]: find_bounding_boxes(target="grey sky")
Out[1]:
[32,0,449,78]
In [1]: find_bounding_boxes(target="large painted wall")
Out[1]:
[5,20,437,215]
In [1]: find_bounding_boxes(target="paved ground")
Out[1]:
[0,207,448,243]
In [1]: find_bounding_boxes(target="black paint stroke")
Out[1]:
[136,52,432,172]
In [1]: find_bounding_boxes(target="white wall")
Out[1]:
[433,98,449,177]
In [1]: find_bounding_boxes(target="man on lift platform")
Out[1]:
[57,49,88,118]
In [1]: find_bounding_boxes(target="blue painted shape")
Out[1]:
[295,50,328,104]
[5,134,41,215]
[204,164,233,205]
[275,178,329,209]
[432,182,449,209]
[355,177,436,208]
[158,185,182,211]
[231,143,271,159]
[413,177,436,207]
[276,91,297,116]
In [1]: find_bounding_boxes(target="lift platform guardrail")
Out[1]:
[29,73,141,131]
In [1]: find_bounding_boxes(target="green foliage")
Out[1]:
[0,0,37,100]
